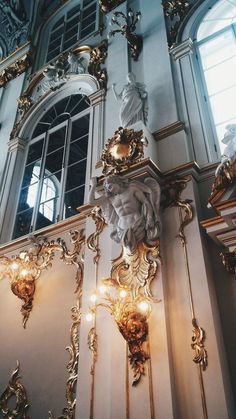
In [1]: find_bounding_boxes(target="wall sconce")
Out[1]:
[87,279,151,386]
[108,8,142,61]
[0,231,84,328]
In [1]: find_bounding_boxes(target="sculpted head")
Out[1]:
[127,72,135,84]
[103,175,126,196]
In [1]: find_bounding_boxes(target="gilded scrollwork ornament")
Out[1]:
[191,318,207,370]
[88,327,98,375]
[208,159,236,205]
[87,206,107,264]
[0,361,29,418]
[0,53,31,88]
[48,233,84,419]
[161,175,193,244]
[110,240,161,301]
[88,40,108,90]
[92,283,151,386]
[0,230,85,327]
[99,0,125,13]
[162,0,191,48]
[108,9,142,61]
[17,94,32,117]
[101,127,148,175]
[220,250,236,275]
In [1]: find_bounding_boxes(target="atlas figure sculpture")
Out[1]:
[89,175,161,253]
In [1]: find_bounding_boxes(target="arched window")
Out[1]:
[45,0,98,63]
[13,93,91,239]
[196,0,236,153]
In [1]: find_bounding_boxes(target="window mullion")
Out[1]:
[58,118,71,221]
[31,131,49,232]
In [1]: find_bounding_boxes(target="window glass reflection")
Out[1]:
[64,185,85,218]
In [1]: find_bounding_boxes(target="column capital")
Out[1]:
[89,89,106,106]
[170,38,193,61]
[8,137,26,153]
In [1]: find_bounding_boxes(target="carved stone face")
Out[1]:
[105,182,121,195]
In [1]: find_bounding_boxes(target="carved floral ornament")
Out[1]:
[10,41,108,139]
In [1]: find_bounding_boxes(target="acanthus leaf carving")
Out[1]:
[0,361,29,418]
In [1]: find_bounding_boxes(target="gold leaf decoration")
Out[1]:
[0,54,31,88]
[110,240,161,301]
[87,206,106,264]
[0,361,29,418]
[162,176,193,244]
[101,127,147,175]
[191,318,207,371]
[88,40,108,90]
[88,327,98,375]
[99,0,125,13]
[0,230,84,328]
[162,0,191,48]
[48,231,84,419]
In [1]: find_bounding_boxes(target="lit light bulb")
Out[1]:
[99,284,107,294]
[85,313,94,322]
[90,293,97,303]
[11,262,19,270]
[20,269,29,277]
[119,289,127,298]
[138,300,150,314]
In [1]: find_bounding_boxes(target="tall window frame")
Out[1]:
[12,93,92,240]
[191,0,236,159]
[37,0,99,67]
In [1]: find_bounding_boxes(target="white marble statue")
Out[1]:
[89,175,161,252]
[112,72,147,128]
[215,124,236,176]
[68,52,85,74]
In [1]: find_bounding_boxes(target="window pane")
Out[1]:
[64,36,78,50]
[47,127,66,153]
[65,16,79,31]
[17,183,39,212]
[71,115,90,140]
[64,185,85,218]
[45,148,64,174]
[67,5,81,19]
[35,203,55,229]
[47,48,61,62]
[197,0,236,41]
[50,26,64,42]
[82,3,96,19]
[204,56,236,95]
[22,161,41,188]
[13,209,33,239]
[210,85,236,124]
[69,137,88,164]
[66,159,86,191]
[199,30,236,70]
[26,141,44,165]
[83,0,94,7]
[81,22,96,38]
[64,26,78,42]
[53,16,64,30]
[81,11,96,30]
